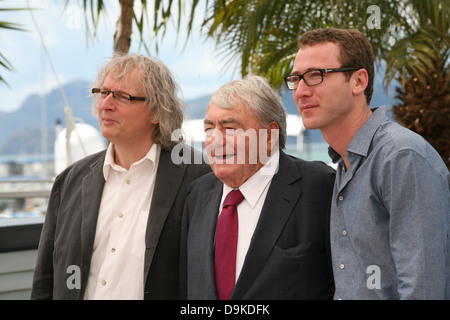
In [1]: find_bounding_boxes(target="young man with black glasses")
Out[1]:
[286,28,449,300]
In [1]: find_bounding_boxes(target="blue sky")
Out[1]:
[0,0,237,113]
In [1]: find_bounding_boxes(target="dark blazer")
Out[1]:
[31,145,210,300]
[180,150,335,299]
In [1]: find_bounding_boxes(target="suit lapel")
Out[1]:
[199,178,223,299]
[143,149,187,279]
[80,153,106,295]
[231,151,302,299]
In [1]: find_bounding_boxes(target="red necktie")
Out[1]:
[214,189,245,300]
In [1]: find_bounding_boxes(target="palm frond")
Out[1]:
[385,17,449,87]
[200,0,409,89]
[0,1,31,86]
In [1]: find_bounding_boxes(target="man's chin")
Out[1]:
[211,163,240,181]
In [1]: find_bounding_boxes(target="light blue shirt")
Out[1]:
[329,106,450,299]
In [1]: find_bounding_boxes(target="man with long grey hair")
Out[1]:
[31,54,210,300]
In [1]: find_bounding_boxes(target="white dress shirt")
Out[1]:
[219,149,280,281]
[84,143,161,300]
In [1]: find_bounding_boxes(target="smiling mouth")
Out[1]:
[210,153,237,164]
[213,153,235,159]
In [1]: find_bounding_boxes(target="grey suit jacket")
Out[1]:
[31,144,210,299]
[180,151,335,299]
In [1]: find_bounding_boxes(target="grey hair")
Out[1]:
[209,75,287,149]
[92,53,184,150]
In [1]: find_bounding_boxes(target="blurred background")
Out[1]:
[0,0,448,299]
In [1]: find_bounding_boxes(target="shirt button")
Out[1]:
[118,213,123,218]
[126,179,131,185]
[342,230,347,236]
[101,280,107,286]
[340,264,345,270]
[338,195,344,201]
[111,248,116,253]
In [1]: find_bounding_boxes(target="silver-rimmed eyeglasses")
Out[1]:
[92,88,147,105]
[284,68,359,90]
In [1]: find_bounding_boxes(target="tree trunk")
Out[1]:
[114,0,135,54]
[392,70,450,170]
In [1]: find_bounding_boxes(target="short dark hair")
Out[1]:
[298,28,374,104]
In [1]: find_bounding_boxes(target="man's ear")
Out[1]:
[352,68,369,96]
[267,121,280,151]
[149,110,160,124]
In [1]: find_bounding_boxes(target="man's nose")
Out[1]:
[208,129,226,146]
[100,92,116,109]
[293,79,313,99]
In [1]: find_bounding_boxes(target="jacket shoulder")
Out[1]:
[187,171,218,193]
[286,152,335,175]
[165,144,212,179]
[54,150,106,183]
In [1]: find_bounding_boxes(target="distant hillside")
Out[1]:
[0,80,98,156]
[0,74,399,157]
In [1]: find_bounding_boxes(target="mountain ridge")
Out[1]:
[0,77,398,157]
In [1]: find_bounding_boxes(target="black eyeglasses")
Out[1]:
[92,88,146,105]
[284,67,359,90]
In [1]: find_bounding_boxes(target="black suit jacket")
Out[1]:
[180,151,335,299]
[31,144,210,299]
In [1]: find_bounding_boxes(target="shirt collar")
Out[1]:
[222,148,280,209]
[103,143,161,181]
[329,106,388,163]
[347,106,388,157]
